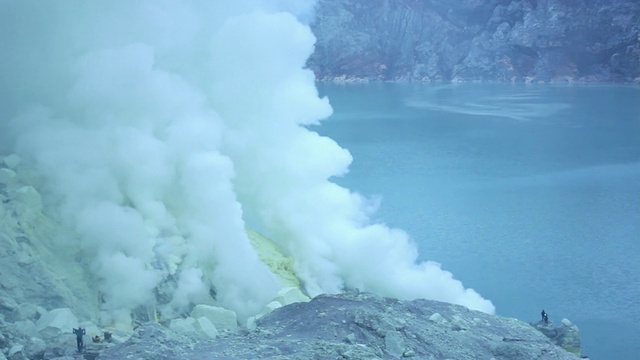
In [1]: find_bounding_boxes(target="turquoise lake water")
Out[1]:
[315,83,640,359]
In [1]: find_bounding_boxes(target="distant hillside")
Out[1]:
[309,0,640,83]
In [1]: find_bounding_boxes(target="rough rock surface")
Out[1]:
[310,0,640,83]
[0,152,584,359]
[0,156,99,324]
[189,305,237,332]
[532,318,582,356]
[97,292,580,360]
[0,154,99,360]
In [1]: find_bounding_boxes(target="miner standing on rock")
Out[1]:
[73,327,86,352]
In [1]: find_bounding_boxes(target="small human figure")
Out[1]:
[103,330,112,342]
[541,309,549,324]
[92,334,101,343]
[72,327,86,351]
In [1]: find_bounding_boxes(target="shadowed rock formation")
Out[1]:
[309,0,640,83]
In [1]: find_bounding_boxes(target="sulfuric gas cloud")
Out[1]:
[0,0,494,324]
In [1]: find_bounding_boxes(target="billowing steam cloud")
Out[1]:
[0,0,494,323]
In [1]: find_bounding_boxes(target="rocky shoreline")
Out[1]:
[309,0,640,83]
[1,153,586,359]
[0,292,586,360]
[97,292,585,360]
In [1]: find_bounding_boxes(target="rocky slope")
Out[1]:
[97,292,581,360]
[309,0,640,82]
[0,156,100,316]
[0,153,585,359]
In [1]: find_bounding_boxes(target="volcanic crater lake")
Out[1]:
[315,83,640,360]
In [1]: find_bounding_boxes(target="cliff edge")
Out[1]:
[309,0,640,83]
[97,292,582,360]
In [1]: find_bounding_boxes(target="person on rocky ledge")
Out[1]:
[541,309,549,324]
[72,327,86,352]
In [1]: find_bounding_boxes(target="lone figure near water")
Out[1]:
[541,310,549,324]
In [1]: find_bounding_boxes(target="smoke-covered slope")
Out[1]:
[309,0,640,82]
[0,157,98,322]
[0,0,493,333]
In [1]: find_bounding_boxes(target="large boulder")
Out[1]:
[35,308,79,339]
[170,317,219,339]
[261,301,282,317]
[274,287,310,307]
[169,317,198,336]
[2,154,22,169]
[193,317,219,339]
[23,337,47,360]
[189,305,237,332]
[8,344,23,359]
[12,303,47,322]
[8,320,38,338]
[558,318,581,354]
[13,186,42,221]
[532,318,582,356]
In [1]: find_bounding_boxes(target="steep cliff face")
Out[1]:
[309,0,640,82]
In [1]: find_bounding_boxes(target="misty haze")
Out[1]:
[0,1,638,360]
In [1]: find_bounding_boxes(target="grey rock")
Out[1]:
[7,321,38,339]
[532,319,582,356]
[193,317,219,339]
[35,308,78,340]
[402,348,415,357]
[310,0,640,83]
[429,312,446,324]
[12,303,45,323]
[384,330,405,358]
[2,155,22,170]
[96,322,197,360]
[190,304,237,332]
[23,337,46,360]
[7,345,22,358]
[13,186,42,222]
[0,170,100,327]
[41,334,83,359]
[97,292,580,360]
[0,298,18,314]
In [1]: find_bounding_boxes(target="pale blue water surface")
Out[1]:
[315,83,640,360]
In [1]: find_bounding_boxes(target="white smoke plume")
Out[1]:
[0,0,494,323]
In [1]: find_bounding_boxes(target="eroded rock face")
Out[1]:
[309,0,640,83]
[0,156,99,323]
[532,318,582,356]
[0,154,100,360]
[97,292,581,360]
